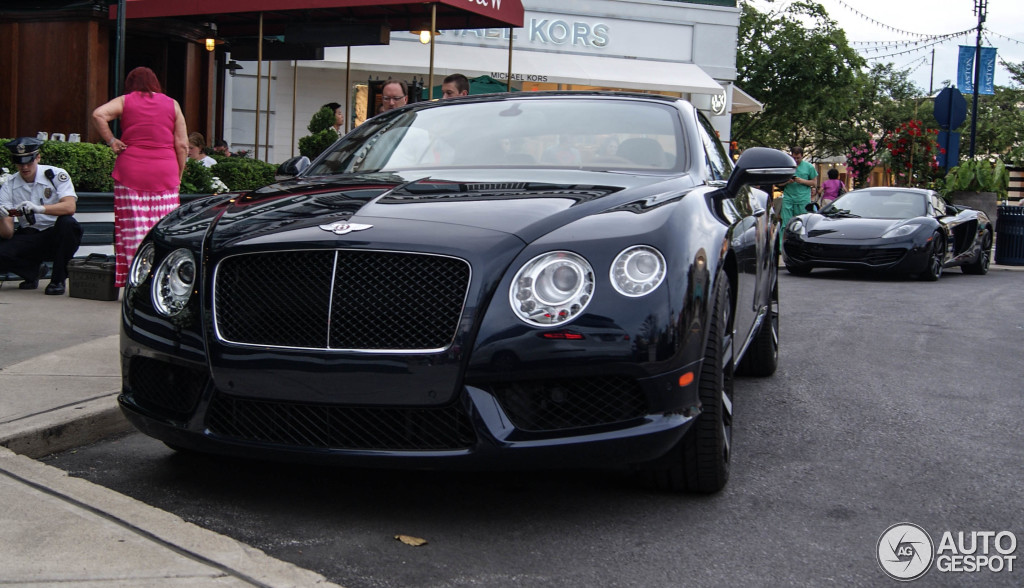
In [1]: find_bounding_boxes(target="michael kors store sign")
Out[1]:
[445,13,695,63]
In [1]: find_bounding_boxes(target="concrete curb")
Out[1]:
[0,394,131,459]
[0,447,342,587]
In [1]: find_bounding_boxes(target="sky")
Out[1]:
[746,0,1024,94]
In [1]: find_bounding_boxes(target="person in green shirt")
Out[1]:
[780,145,818,247]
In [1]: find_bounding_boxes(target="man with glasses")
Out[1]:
[379,79,408,113]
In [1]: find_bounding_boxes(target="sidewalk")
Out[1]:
[0,284,341,587]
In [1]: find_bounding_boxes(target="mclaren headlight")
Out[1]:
[151,248,196,316]
[128,241,155,287]
[882,224,919,239]
[611,245,666,297]
[788,217,806,236]
[510,251,595,326]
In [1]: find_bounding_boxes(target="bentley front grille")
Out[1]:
[487,376,648,432]
[206,392,477,451]
[214,250,470,351]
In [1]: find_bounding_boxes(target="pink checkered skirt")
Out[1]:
[113,184,180,287]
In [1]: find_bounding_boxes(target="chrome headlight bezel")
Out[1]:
[151,248,196,316]
[610,245,666,297]
[509,251,595,326]
[128,241,155,287]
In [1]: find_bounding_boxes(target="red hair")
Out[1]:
[124,66,162,95]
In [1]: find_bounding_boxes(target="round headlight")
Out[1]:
[611,245,666,297]
[510,251,594,326]
[128,241,155,287]
[151,248,196,316]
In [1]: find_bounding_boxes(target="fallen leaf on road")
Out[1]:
[395,534,428,546]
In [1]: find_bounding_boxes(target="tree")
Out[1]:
[732,1,864,152]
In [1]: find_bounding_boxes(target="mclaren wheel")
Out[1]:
[736,261,779,377]
[644,270,734,494]
[962,231,992,275]
[919,232,944,281]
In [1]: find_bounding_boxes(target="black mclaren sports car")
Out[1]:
[782,186,993,280]
[119,92,795,493]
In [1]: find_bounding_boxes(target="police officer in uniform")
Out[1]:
[0,137,83,295]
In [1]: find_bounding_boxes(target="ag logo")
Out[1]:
[711,90,727,115]
[877,522,934,581]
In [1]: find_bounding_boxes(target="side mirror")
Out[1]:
[805,201,820,213]
[723,147,797,197]
[277,155,310,178]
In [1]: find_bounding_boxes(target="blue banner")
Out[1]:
[957,45,997,95]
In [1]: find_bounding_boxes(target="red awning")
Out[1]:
[113,0,524,33]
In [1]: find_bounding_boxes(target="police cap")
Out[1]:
[6,137,43,164]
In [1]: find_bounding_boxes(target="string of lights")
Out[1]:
[826,0,932,38]
[861,34,971,60]
[851,29,976,50]
[986,30,1024,47]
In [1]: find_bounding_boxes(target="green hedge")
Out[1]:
[1,138,279,194]
[208,155,277,191]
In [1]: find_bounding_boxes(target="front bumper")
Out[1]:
[118,348,701,470]
[782,235,929,273]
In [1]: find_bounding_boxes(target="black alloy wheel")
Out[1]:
[919,232,944,281]
[962,232,992,275]
[737,259,779,377]
[644,270,734,493]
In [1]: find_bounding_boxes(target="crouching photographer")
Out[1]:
[0,137,82,295]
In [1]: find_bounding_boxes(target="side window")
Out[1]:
[695,112,732,181]
[930,194,946,217]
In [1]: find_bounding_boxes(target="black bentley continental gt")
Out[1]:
[782,186,993,280]
[119,92,795,493]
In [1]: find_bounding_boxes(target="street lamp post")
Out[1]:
[968,0,987,158]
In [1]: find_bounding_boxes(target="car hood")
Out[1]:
[800,214,912,240]
[160,169,695,251]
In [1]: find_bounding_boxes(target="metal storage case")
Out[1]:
[67,254,118,301]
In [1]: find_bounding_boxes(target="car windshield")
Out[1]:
[306,97,684,175]
[825,189,927,219]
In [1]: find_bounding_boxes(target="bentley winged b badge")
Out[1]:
[319,222,373,235]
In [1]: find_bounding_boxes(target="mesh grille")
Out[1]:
[206,393,477,451]
[785,243,907,266]
[487,376,648,432]
[128,356,208,417]
[215,250,470,350]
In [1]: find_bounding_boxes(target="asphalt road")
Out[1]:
[45,268,1024,587]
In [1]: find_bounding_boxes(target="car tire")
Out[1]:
[736,261,778,377]
[785,263,811,276]
[962,231,992,275]
[919,232,944,281]
[644,270,733,493]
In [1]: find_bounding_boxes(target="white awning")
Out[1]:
[730,84,763,114]
[329,40,724,96]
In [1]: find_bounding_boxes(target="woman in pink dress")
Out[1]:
[91,67,188,287]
